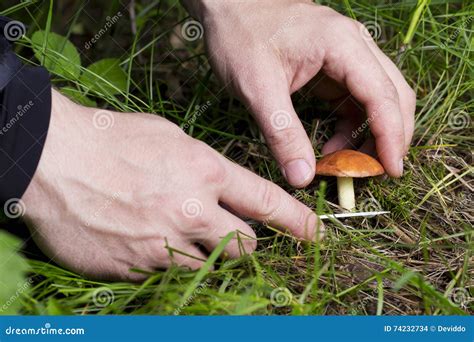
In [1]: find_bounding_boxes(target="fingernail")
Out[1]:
[284,159,312,186]
[399,159,404,176]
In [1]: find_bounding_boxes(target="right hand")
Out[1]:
[21,90,323,281]
[183,0,416,185]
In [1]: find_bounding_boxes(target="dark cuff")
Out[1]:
[0,17,52,210]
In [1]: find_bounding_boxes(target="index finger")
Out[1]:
[218,158,324,242]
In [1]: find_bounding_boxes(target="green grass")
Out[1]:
[0,0,472,315]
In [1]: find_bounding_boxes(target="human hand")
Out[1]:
[21,90,322,281]
[183,0,416,186]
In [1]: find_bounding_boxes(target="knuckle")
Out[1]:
[338,16,360,33]
[346,18,375,42]
[351,19,366,31]
[316,5,341,19]
[296,207,315,237]
[147,116,183,137]
[291,1,313,13]
[295,205,308,229]
[176,201,209,231]
[392,130,405,145]
[266,127,304,161]
[190,144,227,185]
[204,158,227,185]
[161,119,180,131]
[379,79,399,105]
[308,7,345,53]
[204,222,220,238]
[191,215,210,232]
[267,126,298,145]
[255,181,281,219]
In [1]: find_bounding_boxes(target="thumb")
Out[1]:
[247,83,316,188]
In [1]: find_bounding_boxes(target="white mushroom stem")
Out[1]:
[337,177,355,211]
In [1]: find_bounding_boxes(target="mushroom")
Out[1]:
[315,149,384,211]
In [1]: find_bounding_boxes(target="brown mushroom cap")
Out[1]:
[316,149,385,178]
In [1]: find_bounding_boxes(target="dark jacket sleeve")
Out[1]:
[0,16,51,214]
